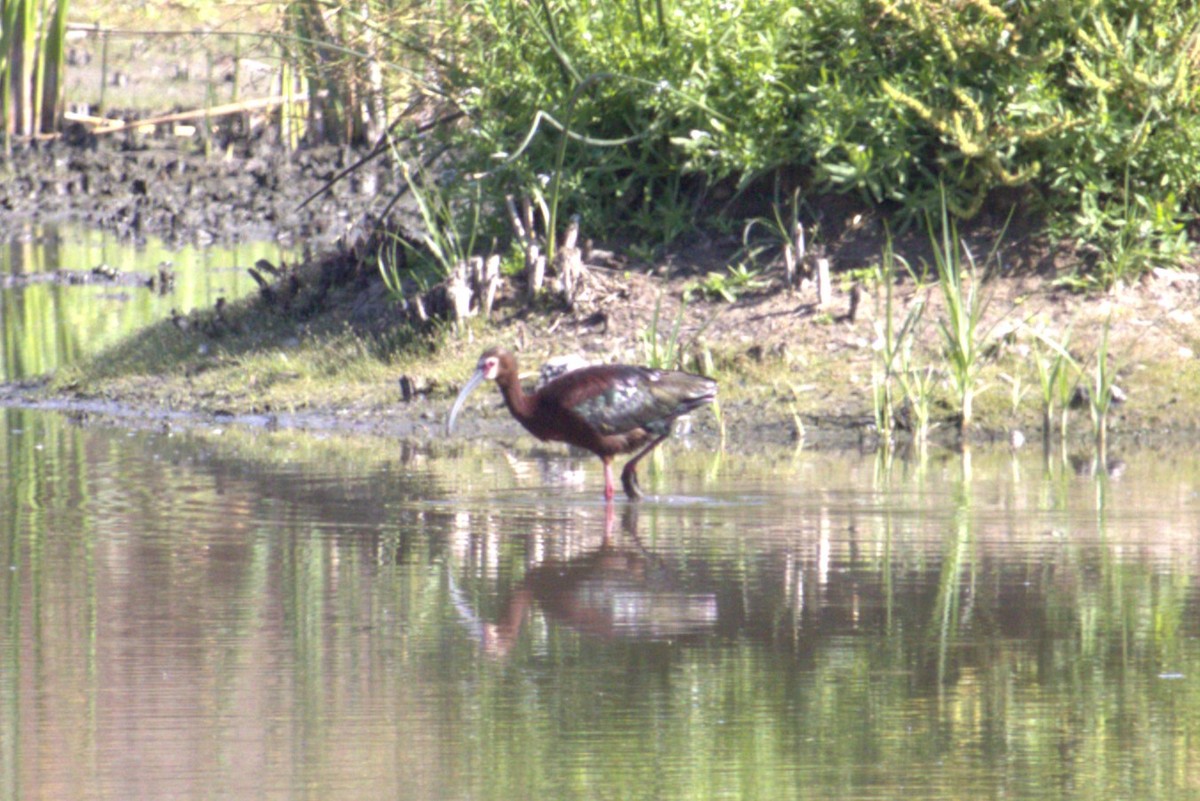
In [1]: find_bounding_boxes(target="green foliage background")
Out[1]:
[300,0,1200,280]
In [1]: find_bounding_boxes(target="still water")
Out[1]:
[0,225,294,381]
[1,409,1199,800]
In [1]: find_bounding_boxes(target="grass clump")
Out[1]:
[1030,324,1078,438]
[929,200,990,437]
[1085,318,1118,451]
[870,233,926,444]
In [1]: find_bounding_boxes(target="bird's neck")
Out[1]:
[497,373,537,426]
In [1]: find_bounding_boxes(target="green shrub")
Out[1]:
[292,0,1200,281]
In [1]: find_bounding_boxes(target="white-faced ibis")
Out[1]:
[447,347,718,500]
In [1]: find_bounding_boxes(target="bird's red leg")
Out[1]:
[620,434,669,500]
[602,498,616,545]
[602,456,615,500]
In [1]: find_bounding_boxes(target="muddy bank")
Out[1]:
[3,127,1200,458]
[0,132,395,247]
[3,368,1190,474]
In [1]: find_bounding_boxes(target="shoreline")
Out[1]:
[3,141,1200,453]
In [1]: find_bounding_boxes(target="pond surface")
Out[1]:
[0,224,294,381]
[2,408,1198,800]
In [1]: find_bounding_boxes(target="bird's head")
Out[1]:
[447,348,514,434]
[476,348,505,381]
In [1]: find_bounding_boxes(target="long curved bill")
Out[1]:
[447,369,486,434]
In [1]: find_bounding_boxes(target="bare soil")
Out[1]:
[1,133,396,247]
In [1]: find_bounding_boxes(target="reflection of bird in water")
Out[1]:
[500,450,589,492]
[1069,453,1126,478]
[448,505,718,658]
[448,347,718,499]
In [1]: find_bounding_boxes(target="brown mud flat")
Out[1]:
[3,137,1200,455]
[0,132,395,247]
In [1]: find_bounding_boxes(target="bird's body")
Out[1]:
[448,348,717,500]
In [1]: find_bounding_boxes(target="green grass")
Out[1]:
[929,201,989,436]
[1030,324,1078,438]
[28,203,1188,449]
[1086,318,1117,451]
[42,272,1200,448]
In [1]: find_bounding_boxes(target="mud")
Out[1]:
[0,373,870,456]
[0,131,395,247]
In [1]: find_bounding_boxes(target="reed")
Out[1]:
[928,198,988,437]
[281,0,424,146]
[1085,318,1117,453]
[0,0,70,143]
[640,294,686,371]
[1030,326,1077,438]
[38,0,68,132]
[385,159,482,291]
[870,233,927,444]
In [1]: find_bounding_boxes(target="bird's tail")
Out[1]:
[664,374,718,415]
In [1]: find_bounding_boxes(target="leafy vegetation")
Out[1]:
[269,0,1198,285]
[21,0,1197,456]
[683,263,767,304]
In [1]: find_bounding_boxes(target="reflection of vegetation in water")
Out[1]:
[0,225,294,380]
[931,474,975,691]
[4,415,1200,799]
